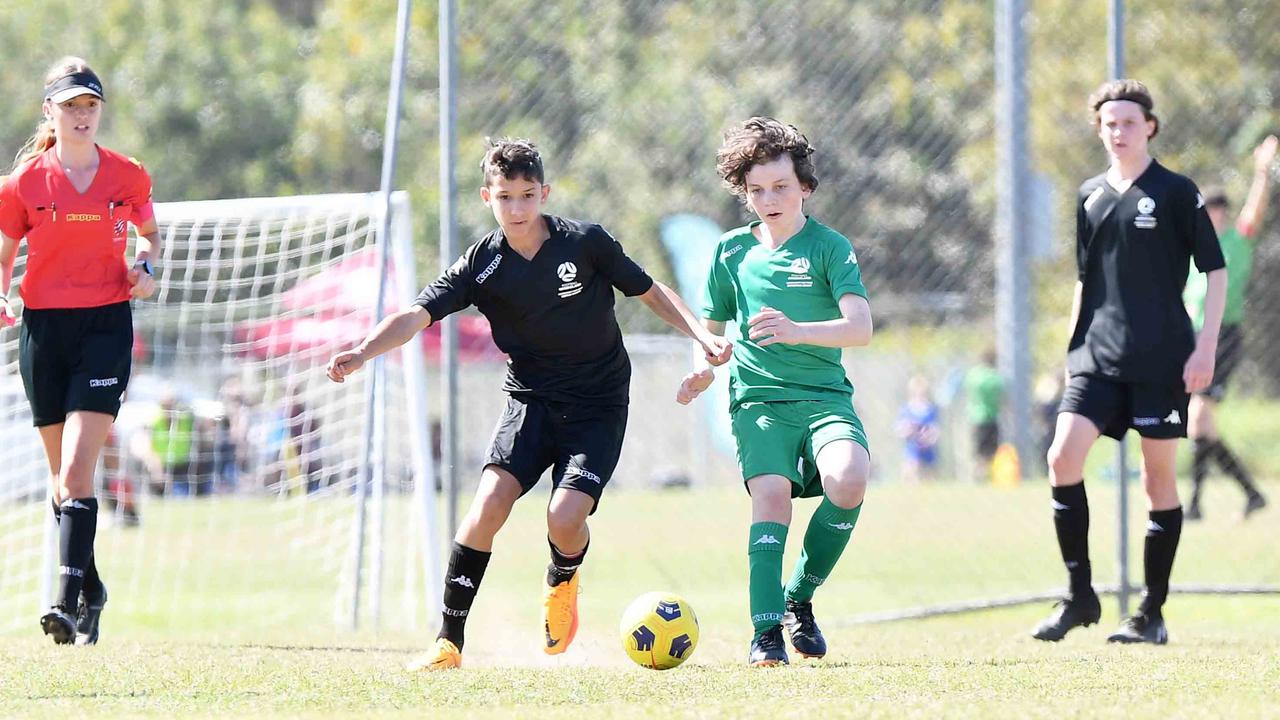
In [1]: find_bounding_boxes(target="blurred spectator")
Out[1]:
[285,385,326,493]
[144,390,198,496]
[100,426,140,526]
[896,375,941,483]
[1035,372,1065,476]
[965,349,1005,481]
[215,378,249,493]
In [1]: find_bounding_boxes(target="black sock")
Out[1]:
[1138,507,1183,618]
[52,497,104,600]
[1190,439,1210,508]
[1051,483,1093,599]
[1209,440,1260,497]
[438,542,491,650]
[547,536,588,586]
[55,498,98,612]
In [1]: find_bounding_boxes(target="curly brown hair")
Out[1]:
[1088,79,1160,139]
[715,117,818,198]
[479,137,544,186]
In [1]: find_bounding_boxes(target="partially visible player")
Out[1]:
[1183,134,1277,521]
[326,138,731,671]
[1033,80,1226,645]
[0,57,160,645]
[678,117,873,666]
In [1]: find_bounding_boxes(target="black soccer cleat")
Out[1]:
[748,624,790,667]
[40,607,77,645]
[1031,592,1101,642]
[1106,613,1168,645]
[76,585,108,646]
[782,599,827,658]
[1244,493,1267,520]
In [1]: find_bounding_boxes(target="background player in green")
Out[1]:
[1182,134,1277,521]
[677,117,873,666]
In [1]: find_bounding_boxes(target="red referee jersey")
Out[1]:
[0,145,154,309]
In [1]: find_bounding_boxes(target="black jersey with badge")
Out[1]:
[414,215,654,405]
[1069,160,1225,383]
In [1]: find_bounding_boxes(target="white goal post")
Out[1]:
[0,192,440,639]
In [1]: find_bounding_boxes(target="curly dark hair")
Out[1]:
[1088,79,1160,139]
[480,137,544,185]
[715,117,818,197]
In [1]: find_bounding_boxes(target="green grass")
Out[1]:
[2,482,1278,718]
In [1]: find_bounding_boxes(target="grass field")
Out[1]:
[2,481,1278,718]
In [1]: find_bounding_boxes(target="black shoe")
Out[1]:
[40,607,76,645]
[1031,592,1101,641]
[748,624,789,667]
[1106,613,1168,645]
[1184,504,1202,521]
[782,599,827,658]
[1244,493,1267,520]
[76,585,107,646]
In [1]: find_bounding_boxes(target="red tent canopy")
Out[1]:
[237,247,502,361]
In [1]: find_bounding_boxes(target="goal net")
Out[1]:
[0,192,439,641]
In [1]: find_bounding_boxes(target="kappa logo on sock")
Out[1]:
[1066,561,1079,569]
[828,522,855,531]
[804,573,826,586]
[442,606,469,617]
[58,565,84,578]
[449,575,475,588]
[752,534,782,545]
[1050,499,1071,511]
[1147,520,1165,533]
[62,499,93,511]
[751,612,784,623]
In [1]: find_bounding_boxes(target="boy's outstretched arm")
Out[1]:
[676,318,727,405]
[326,305,434,383]
[748,294,872,348]
[638,281,733,365]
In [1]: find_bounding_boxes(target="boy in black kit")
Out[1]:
[326,139,732,670]
[1033,80,1226,645]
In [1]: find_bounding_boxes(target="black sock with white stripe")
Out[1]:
[1051,483,1093,599]
[1138,507,1183,618]
[51,497,103,600]
[438,542,490,650]
[547,536,588,586]
[55,498,98,612]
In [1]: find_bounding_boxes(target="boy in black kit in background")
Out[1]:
[326,138,732,670]
[1032,80,1226,645]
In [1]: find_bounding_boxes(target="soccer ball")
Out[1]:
[619,591,699,670]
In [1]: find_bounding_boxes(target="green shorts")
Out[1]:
[730,398,869,498]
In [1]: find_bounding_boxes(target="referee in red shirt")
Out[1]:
[0,56,160,645]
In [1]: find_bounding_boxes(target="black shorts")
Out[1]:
[485,396,628,513]
[19,302,133,427]
[973,421,999,459]
[1058,374,1188,441]
[1196,323,1243,402]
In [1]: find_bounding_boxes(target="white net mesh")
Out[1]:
[0,192,436,640]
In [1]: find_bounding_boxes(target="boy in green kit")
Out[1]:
[677,117,873,666]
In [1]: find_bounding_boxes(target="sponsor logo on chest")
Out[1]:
[476,253,503,284]
[784,256,812,288]
[557,261,583,299]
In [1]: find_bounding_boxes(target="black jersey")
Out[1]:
[414,215,654,405]
[1068,160,1225,383]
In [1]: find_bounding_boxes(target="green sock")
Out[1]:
[785,498,863,603]
[748,521,789,635]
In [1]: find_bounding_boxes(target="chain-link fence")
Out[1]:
[438,0,1279,614]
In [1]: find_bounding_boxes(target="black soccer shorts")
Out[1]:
[1058,374,1188,441]
[19,301,133,427]
[484,395,628,513]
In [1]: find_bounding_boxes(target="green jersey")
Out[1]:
[964,365,1004,425]
[702,217,867,409]
[1185,225,1253,329]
